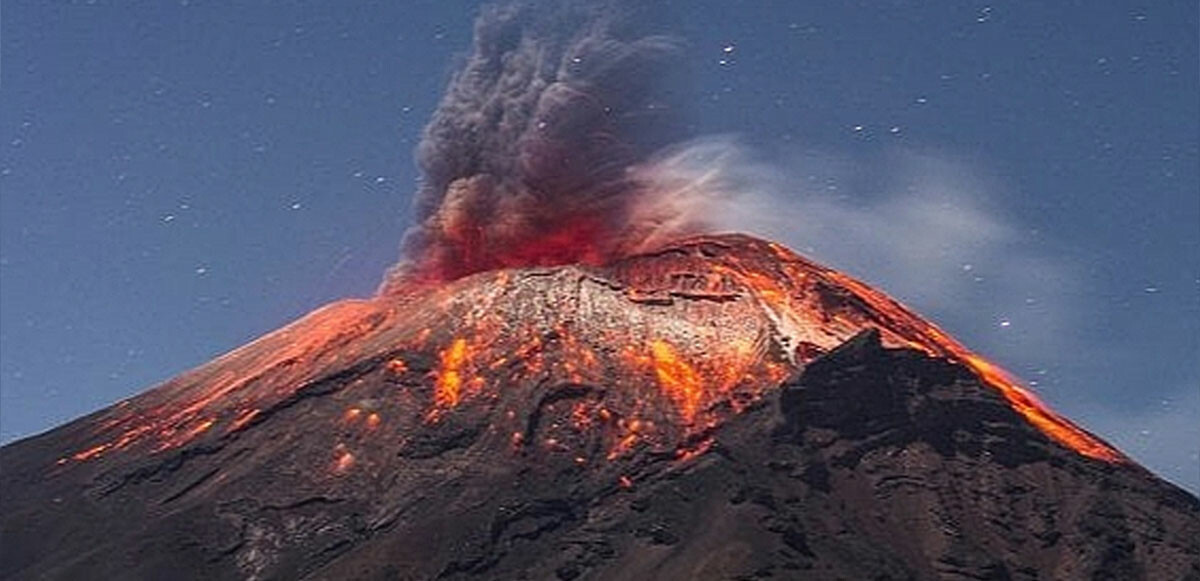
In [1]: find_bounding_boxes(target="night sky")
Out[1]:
[1,2,1196,493]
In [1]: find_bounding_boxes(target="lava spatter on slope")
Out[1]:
[56,234,1123,469]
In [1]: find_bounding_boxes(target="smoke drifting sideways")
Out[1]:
[381,2,706,291]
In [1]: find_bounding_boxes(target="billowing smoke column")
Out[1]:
[382,3,697,290]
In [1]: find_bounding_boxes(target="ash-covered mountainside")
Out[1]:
[2,235,1198,580]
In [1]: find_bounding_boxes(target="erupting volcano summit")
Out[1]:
[3,233,1198,580]
[33,234,1127,470]
[2,3,1197,581]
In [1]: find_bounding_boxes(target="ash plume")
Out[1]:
[381,2,694,291]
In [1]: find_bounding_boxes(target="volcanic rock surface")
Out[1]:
[2,234,1197,580]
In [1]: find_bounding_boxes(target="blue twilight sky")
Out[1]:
[1,2,1196,493]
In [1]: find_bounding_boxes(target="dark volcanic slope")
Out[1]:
[2,236,1197,580]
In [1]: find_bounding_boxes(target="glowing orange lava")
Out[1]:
[647,340,704,423]
[435,338,469,408]
[386,358,408,374]
[333,448,355,474]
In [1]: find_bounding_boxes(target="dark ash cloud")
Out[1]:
[382,2,689,290]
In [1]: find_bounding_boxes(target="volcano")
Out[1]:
[4,3,1199,579]
[2,234,1198,580]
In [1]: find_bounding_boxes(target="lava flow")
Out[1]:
[57,233,1123,469]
